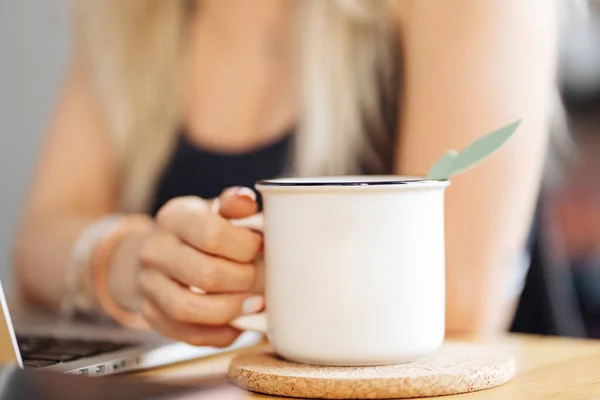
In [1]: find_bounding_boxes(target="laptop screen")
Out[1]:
[0,281,22,368]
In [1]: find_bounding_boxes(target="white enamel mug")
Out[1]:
[232,176,450,366]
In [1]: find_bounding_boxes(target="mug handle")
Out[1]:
[189,213,268,334]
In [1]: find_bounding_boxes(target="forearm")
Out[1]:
[13,213,96,310]
[444,241,534,334]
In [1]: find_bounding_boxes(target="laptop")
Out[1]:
[0,280,264,376]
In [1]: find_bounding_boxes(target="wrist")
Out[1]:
[107,228,154,314]
[90,214,153,329]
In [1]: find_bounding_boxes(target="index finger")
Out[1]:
[157,197,262,263]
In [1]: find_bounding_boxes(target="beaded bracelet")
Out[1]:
[60,214,152,329]
[59,214,125,322]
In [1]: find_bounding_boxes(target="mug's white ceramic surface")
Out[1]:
[238,176,450,366]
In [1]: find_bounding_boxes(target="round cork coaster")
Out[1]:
[228,342,516,399]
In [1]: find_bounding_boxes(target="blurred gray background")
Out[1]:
[0,0,70,288]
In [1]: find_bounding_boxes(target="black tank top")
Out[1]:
[150,132,293,215]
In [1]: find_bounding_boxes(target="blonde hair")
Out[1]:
[72,1,399,213]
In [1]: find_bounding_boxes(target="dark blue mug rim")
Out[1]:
[256,178,447,187]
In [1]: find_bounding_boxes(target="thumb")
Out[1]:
[217,187,259,220]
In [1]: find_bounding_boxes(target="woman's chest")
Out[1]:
[182,4,297,153]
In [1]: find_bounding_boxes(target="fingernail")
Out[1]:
[242,295,264,315]
[189,285,206,294]
[236,187,257,202]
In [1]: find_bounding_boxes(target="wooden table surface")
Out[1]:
[133,333,600,399]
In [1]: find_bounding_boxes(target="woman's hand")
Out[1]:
[137,187,264,347]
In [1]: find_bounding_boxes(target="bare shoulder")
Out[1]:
[388,0,559,152]
[388,0,558,32]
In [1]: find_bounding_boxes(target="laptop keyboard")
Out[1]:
[16,335,136,368]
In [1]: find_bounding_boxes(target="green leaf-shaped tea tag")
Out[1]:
[426,150,458,181]
[426,119,522,180]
